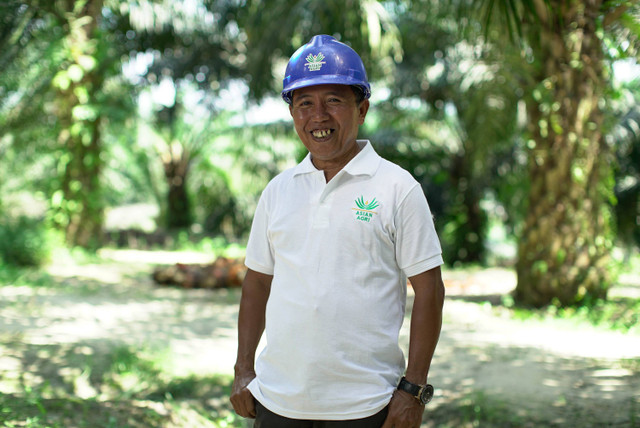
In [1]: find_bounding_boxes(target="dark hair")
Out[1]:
[351,86,366,104]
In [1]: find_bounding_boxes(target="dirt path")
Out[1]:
[1,251,639,427]
[431,269,640,427]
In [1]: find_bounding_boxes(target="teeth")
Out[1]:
[312,129,332,138]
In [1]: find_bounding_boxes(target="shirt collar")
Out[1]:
[293,140,381,177]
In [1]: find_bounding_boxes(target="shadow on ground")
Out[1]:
[0,335,240,428]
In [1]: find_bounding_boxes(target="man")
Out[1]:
[231,34,445,428]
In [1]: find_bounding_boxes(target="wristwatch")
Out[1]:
[397,376,434,405]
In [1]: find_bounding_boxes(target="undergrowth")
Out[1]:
[501,294,640,334]
[0,342,245,428]
[496,252,640,334]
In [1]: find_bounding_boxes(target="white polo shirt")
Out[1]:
[245,140,443,420]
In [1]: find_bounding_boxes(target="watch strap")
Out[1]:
[397,376,433,405]
[397,377,422,396]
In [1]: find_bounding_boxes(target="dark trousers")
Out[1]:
[254,401,389,428]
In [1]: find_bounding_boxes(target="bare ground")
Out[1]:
[1,249,639,427]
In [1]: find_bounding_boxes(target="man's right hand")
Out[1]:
[230,369,257,418]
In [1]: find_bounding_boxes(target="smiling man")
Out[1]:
[288,84,368,182]
[231,35,445,428]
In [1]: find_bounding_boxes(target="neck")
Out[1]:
[312,141,363,183]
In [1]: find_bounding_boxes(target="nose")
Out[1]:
[310,102,329,121]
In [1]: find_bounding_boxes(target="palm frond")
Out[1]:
[455,0,550,45]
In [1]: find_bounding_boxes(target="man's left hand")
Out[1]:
[381,389,425,428]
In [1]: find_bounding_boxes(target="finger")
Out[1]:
[230,391,250,417]
[235,389,256,418]
[380,414,393,428]
[230,397,246,417]
[245,393,257,418]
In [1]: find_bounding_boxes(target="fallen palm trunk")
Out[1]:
[152,256,246,289]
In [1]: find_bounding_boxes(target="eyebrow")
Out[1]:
[293,91,347,102]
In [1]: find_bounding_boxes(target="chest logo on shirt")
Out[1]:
[352,196,379,223]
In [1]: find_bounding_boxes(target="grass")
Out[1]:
[0,250,248,428]
[493,252,640,334]
[10,337,631,428]
[0,340,245,428]
[423,391,545,428]
[1,246,638,427]
[500,294,640,334]
[424,375,639,427]
[0,266,53,288]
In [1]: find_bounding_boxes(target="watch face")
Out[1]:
[420,384,434,404]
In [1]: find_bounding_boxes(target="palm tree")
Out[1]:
[233,0,403,101]
[39,0,107,248]
[467,0,640,306]
[3,0,245,247]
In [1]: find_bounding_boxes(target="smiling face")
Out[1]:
[289,84,369,172]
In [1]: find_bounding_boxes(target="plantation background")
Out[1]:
[1,1,640,427]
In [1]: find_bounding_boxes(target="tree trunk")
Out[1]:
[515,0,614,307]
[163,150,192,230]
[448,152,486,264]
[59,115,104,248]
[51,0,105,248]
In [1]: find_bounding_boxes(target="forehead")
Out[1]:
[292,84,354,100]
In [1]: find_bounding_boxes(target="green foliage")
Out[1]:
[210,120,300,239]
[564,297,640,333]
[192,165,242,238]
[234,0,402,100]
[445,391,529,427]
[0,0,637,297]
[370,0,528,265]
[607,77,640,251]
[0,266,52,288]
[169,233,245,258]
[503,291,640,334]
[0,216,52,267]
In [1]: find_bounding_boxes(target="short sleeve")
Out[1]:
[245,191,275,275]
[394,184,443,277]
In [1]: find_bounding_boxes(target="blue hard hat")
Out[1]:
[282,35,371,104]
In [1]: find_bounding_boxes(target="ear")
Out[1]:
[358,99,370,125]
[289,103,294,116]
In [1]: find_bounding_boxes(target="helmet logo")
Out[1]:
[304,52,326,71]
